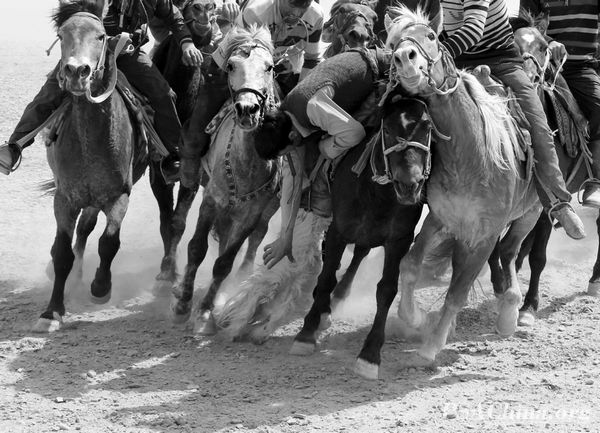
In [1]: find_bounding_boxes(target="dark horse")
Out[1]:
[322,0,379,58]
[487,10,599,327]
[36,0,173,332]
[289,97,433,380]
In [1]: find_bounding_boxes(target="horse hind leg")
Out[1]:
[330,245,371,319]
[290,227,346,356]
[588,211,600,297]
[519,214,552,326]
[355,237,411,380]
[34,193,78,333]
[89,194,130,304]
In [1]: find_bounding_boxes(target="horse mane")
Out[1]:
[385,5,430,49]
[219,24,274,62]
[52,0,101,30]
[459,72,520,173]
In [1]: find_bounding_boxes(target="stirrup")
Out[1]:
[577,178,600,204]
[0,142,23,173]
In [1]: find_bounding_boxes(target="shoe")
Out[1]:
[550,203,586,240]
[160,154,180,185]
[582,184,600,209]
[0,143,21,175]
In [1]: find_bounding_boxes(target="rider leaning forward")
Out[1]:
[0,0,203,183]
[437,0,587,239]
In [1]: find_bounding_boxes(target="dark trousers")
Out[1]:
[10,49,180,155]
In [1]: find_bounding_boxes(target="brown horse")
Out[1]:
[322,0,379,58]
[487,10,598,327]
[385,7,541,364]
[36,0,173,332]
[168,26,280,334]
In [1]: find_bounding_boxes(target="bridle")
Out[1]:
[371,100,433,185]
[330,8,375,50]
[388,22,461,97]
[54,12,130,104]
[227,42,273,122]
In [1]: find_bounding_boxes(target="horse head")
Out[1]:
[511,10,551,86]
[53,0,110,97]
[223,25,275,130]
[182,0,219,37]
[375,97,432,204]
[323,0,378,57]
[385,6,458,97]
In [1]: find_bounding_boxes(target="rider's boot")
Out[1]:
[582,140,600,209]
[549,202,587,240]
[0,143,22,175]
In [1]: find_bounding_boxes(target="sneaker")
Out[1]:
[160,154,180,185]
[582,184,600,209]
[550,204,586,240]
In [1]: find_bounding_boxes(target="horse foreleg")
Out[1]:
[417,237,498,363]
[34,193,78,333]
[66,207,100,290]
[588,211,600,297]
[291,226,347,356]
[355,236,411,380]
[330,245,371,318]
[495,209,539,335]
[170,198,217,324]
[519,213,552,326]
[89,194,129,304]
[194,220,259,335]
[237,195,279,280]
[398,213,445,333]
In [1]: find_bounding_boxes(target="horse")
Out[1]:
[486,10,598,327]
[322,0,379,58]
[36,0,174,332]
[150,2,279,297]
[168,25,280,334]
[289,98,433,380]
[385,6,542,364]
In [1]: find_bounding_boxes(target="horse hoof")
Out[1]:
[89,290,112,305]
[194,314,218,335]
[495,308,518,336]
[330,298,345,318]
[416,346,437,364]
[152,279,174,298]
[32,314,63,333]
[168,300,191,325]
[354,358,378,380]
[318,313,332,331]
[289,340,315,356]
[587,282,600,297]
[518,310,536,327]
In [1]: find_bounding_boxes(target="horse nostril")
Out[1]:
[533,75,541,85]
[64,64,77,78]
[248,104,260,115]
[193,3,201,10]
[234,102,244,118]
[78,65,91,79]
[408,49,417,60]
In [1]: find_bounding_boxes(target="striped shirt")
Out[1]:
[441,0,515,58]
[524,0,599,65]
[213,0,324,74]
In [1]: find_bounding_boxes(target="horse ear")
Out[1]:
[95,0,110,20]
[430,9,443,35]
[384,13,393,33]
[537,11,550,36]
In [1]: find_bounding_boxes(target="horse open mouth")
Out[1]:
[397,73,423,89]
[192,21,211,36]
[65,80,89,96]
[393,180,423,205]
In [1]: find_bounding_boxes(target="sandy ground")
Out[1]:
[1,1,600,433]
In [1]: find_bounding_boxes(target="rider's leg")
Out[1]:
[117,49,181,182]
[0,64,65,174]
[179,59,229,188]
[492,62,586,240]
[560,65,600,208]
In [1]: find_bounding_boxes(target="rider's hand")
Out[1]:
[221,0,240,22]
[263,236,295,269]
[548,40,567,66]
[181,42,203,67]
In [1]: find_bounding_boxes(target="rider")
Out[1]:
[254,47,389,268]
[518,0,600,209]
[178,0,324,189]
[0,0,203,183]
[438,0,587,239]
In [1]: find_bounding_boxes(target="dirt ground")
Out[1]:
[2,2,600,433]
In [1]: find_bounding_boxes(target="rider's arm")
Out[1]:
[152,0,194,48]
[299,7,324,80]
[306,86,366,160]
[440,0,490,58]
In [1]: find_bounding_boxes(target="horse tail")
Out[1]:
[217,210,330,341]
[38,179,56,196]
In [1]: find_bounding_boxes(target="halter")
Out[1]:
[386,22,461,99]
[55,12,130,104]
[371,100,433,185]
[331,9,375,51]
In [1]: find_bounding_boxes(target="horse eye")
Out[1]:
[427,33,436,40]
[98,34,106,41]
[226,63,234,72]
[266,65,273,73]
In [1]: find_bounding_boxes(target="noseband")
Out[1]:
[371,100,433,185]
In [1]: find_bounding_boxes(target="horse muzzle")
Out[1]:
[234,100,262,130]
[393,178,424,206]
[60,60,93,95]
